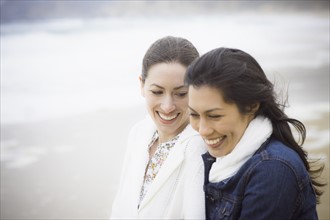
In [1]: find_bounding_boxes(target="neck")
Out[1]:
[158,121,188,144]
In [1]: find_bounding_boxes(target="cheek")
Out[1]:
[173,98,188,113]
[145,95,158,106]
[226,122,246,142]
[215,122,232,135]
[177,97,188,107]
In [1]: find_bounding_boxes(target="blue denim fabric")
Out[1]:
[202,138,318,220]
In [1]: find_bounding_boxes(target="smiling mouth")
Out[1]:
[204,136,225,146]
[157,112,180,121]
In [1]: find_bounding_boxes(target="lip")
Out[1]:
[204,136,225,148]
[157,111,180,124]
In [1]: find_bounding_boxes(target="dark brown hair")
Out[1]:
[185,47,326,202]
[141,36,199,82]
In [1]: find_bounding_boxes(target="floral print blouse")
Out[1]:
[139,131,180,205]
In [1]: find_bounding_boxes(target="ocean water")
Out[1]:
[1,13,329,124]
[1,12,329,219]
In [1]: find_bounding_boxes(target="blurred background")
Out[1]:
[1,0,329,219]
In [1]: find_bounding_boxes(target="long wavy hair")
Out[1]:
[185,47,325,202]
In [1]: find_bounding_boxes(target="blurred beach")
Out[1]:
[1,1,329,219]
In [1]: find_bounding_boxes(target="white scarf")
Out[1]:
[209,116,273,183]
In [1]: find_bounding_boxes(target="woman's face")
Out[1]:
[141,62,189,141]
[188,85,254,157]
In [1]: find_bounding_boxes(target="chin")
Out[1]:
[208,150,222,158]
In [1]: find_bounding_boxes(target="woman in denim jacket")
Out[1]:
[185,47,325,220]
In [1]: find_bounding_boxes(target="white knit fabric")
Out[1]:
[209,116,273,183]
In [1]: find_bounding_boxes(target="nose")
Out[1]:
[160,95,175,113]
[198,118,213,137]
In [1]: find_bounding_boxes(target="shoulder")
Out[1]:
[261,139,305,168]
[180,124,203,144]
[181,125,207,151]
[129,115,155,137]
[131,115,154,131]
[247,139,309,183]
[125,115,156,154]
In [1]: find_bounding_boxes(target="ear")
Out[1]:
[139,75,145,97]
[249,102,260,114]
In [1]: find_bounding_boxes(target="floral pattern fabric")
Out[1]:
[139,131,179,205]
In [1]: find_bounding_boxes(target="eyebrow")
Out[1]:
[188,106,224,114]
[150,84,187,90]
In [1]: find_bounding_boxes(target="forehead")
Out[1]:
[189,85,224,100]
[145,62,187,85]
[189,85,229,111]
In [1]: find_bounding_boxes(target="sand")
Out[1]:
[1,102,329,219]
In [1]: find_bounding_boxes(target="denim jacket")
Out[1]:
[202,138,318,220]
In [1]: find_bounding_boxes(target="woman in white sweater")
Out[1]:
[111,36,206,219]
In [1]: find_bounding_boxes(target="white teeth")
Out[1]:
[158,112,178,121]
[204,137,222,145]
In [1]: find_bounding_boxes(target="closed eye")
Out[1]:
[151,90,163,95]
[208,115,222,119]
[176,92,188,97]
[189,113,200,118]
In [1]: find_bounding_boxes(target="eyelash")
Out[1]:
[177,92,188,97]
[150,91,187,97]
[189,114,223,119]
[190,113,199,118]
[151,91,163,95]
[209,115,222,118]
